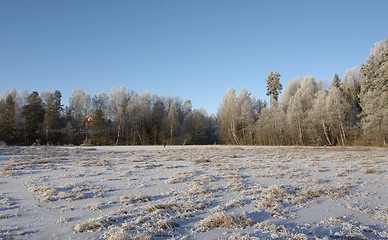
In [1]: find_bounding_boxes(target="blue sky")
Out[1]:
[1,0,387,115]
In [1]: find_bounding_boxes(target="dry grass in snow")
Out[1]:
[196,212,254,232]
[0,145,387,239]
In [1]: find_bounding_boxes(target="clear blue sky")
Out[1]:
[1,0,387,115]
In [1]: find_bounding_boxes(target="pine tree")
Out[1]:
[43,90,62,144]
[22,92,45,145]
[331,74,341,89]
[342,68,362,129]
[91,108,109,145]
[266,72,282,108]
[0,93,16,144]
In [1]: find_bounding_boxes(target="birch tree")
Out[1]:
[282,79,300,112]
[236,88,255,144]
[326,76,348,146]
[308,91,331,145]
[109,87,128,145]
[218,88,239,144]
[286,77,320,145]
[69,89,91,135]
[166,98,178,144]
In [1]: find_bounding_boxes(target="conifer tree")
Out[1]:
[360,40,388,145]
[22,92,45,145]
[0,93,16,144]
[266,72,282,108]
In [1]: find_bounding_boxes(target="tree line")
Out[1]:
[0,88,218,146]
[1,39,387,146]
[219,39,387,146]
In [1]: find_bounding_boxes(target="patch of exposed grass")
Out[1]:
[363,168,378,174]
[0,197,13,210]
[119,195,152,205]
[28,181,108,202]
[196,213,254,231]
[74,209,132,233]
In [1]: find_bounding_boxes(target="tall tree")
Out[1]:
[91,108,109,145]
[308,91,331,145]
[359,40,388,145]
[326,81,348,146]
[109,87,128,145]
[286,77,321,145]
[91,93,110,145]
[127,92,143,144]
[255,107,287,145]
[282,79,300,112]
[43,90,63,144]
[236,89,255,144]
[0,93,16,144]
[343,68,362,126]
[331,74,341,89]
[218,88,239,144]
[151,96,166,145]
[266,72,282,108]
[166,99,179,144]
[69,89,91,135]
[22,92,45,145]
[183,109,209,144]
[64,107,75,144]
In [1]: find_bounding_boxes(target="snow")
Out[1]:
[0,145,387,239]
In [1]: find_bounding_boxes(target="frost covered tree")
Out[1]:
[109,87,128,145]
[236,88,255,144]
[126,92,144,144]
[282,79,300,112]
[359,40,388,145]
[92,92,109,114]
[218,88,239,144]
[308,91,331,145]
[137,92,153,144]
[255,107,287,145]
[326,75,348,146]
[166,98,179,144]
[255,108,271,144]
[69,89,91,137]
[266,72,282,108]
[286,77,321,145]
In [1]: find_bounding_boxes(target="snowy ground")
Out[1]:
[0,145,387,239]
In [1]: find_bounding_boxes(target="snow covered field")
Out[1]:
[0,145,387,239]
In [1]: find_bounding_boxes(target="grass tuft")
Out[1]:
[196,213,254,231]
